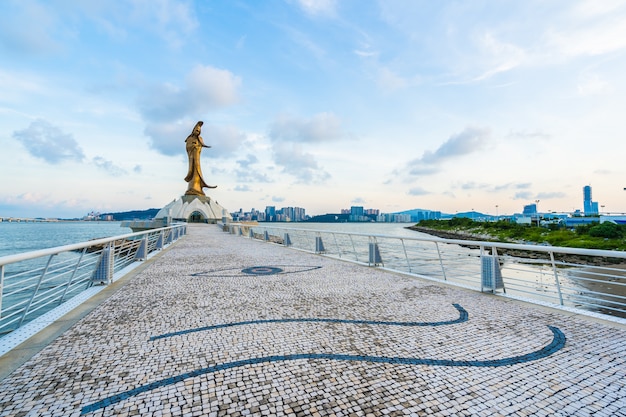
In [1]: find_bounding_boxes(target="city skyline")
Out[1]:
[231,183,618,223]
[1,1,626,219]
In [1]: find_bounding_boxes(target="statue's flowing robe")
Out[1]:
[184,134,210,195]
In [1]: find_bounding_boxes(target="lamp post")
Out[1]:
[535,199,540,226]
[495,205,499,220]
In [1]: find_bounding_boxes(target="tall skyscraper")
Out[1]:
[583,185,599,215]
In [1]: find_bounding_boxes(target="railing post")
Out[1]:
[400,239,411,273]
[92,244,114,285]
[284,233,292,246]
[435,242,447,281]
[135,236,148,261]
[349,235,359,262]
[368,241,383,266]
[156,231,165,249]
[0,265,4,319]
[60,248,87,303]
[315,236,325,253]
[19,254,55,327]
[481,247,504,293]
[550,251,564,305]
[264,231,270,242]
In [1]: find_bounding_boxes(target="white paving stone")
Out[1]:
[0,224,624,416]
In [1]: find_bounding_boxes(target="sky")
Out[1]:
[1,0,626,219]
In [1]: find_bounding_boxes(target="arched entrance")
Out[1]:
[188,211,206,223]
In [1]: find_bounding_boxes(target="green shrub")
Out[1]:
[588,222,624,239]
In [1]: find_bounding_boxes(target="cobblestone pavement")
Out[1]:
[0,224,625,417]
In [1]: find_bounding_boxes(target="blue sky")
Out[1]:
[1,0,625,219]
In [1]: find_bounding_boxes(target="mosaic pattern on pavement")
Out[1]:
[0,224,624,417]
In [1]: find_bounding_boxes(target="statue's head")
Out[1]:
[192,121,203,135]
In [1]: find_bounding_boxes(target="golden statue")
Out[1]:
[184,121,216,195]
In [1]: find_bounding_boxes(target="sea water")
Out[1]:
[0,221,131,258]
[0,221,421,259]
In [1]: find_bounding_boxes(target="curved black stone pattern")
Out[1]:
[82,308,566,414]
[190,265,322,277]
[150,303,468,341]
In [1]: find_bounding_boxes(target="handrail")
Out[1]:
[230,223,626,322]
[232,224,626,259]
[0,226,184,266]
[0,224,187,335]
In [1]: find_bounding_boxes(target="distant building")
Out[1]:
[523,204,537,216]
[583,185,599,215]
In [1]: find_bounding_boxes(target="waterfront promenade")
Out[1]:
[0,224,624,416]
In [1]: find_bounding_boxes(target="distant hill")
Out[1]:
[393,208,487,220]
[102,208,160,221]
[305,213,350,222]
[393,208,430,214]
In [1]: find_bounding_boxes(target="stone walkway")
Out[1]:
[0,224,625,416]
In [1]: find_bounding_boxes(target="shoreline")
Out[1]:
[406,225,625,266]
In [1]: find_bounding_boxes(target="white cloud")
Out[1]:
[138,65,241,122]
[419,127,490,165]
[395,127,491,182]
[514,191,534,200]
[577,73,609,96]
[506,130,551,140]
[0,1,62,56]
[234,185,253,192]
[272,142,330,183]
[143,122,190,156]
[295,0,337,17]
[144,121,246,157]
[236,154,259,168]
[79,0,198,48]
[408,187,431,196]
[472,32,526,81]
[12,119,85,164]
[377,67,409,91]
[201,125,248,158]
[546,3,626,58]
[269,112,350,143]
[537,191,567,200]
[92,156,127,177]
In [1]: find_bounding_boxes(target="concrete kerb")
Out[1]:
[0,237,185,380]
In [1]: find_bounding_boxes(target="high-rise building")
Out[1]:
[583,185,599,215]
[265,206,276,222]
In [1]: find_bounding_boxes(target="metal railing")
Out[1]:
[0,224,186,335]
[227,223,626,320]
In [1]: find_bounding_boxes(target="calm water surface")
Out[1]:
[0,221,420,259]
[264,222,424,238]
[0,221,131,258]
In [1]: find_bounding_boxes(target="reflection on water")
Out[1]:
[564,264,626,318]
